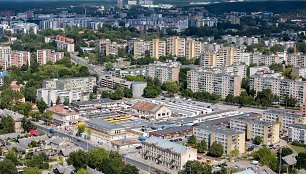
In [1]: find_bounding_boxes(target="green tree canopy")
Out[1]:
[67,150,89,170]
[208,142,224,157]
[0,159,18,174]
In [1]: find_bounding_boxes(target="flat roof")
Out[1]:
[150,126,192,136]
[290,124,306,129]
[144,137,189,154]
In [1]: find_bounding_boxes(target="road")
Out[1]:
[34,122,160,174]
[70,55,105,81]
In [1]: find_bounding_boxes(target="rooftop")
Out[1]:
[132,101,160,112]
[47,104,78,116]
[149,126,192,136]
[289,124,306,129]
[144,137,190,154]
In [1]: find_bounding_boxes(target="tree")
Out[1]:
[37,99,48,113]
[121,164,139,174]
[225,94,235,104]
[0,116,15,134]
[42,111,52,126]
[161,81,180,97]
[28,111,40,121]
[24,167,42,174]
[278,147,293,157]
[253,136,262,145]
[181,161,212,174]
[56,96,61,104]
[230,149,240,158]
[123,87,133,98]
[143,85,161,98]
[26,153,49,169]
[296,152,306,169]
[5,150,19,165]
[187,135,197,148]
[105,63,114,71]
[76,168,89,174]
[88,148,109,169]
[110,85,124,100]
[0,159,18,174]
[67,150,89,170]
[77,124,86,135]
[100,151,125,174]
[208,142,224,157]
[21,118,36,132]
[197,139,208,153]
[252,146,279,171]
[63,98,69,106]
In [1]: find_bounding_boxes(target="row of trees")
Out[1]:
[67,148,139,174]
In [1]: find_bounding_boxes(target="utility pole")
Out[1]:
[279,147,282,174]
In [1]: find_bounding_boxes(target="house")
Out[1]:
[131,101,172,120]
[282,153,297,166]
[50,137,66,150]
[28,129,40,136]
[0,109,24,133]
[49,164,75,174]
[47,104,80,126]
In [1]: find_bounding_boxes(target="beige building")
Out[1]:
[145,61,180,83]
[194,125,245,155]
[95,39,118,56]
[150,39,166,59]
[200,47,241,68]
[187,68,241,98]
[133,40,150,59]
[250,75,306,104]
[166,36,186,57]
[132,101,172,120]
[141,137,197,170]
[47,104,80,126]
[185,38,202,60]
[230,117,280,146]
[0,45,12,70]
[262,109,306,135]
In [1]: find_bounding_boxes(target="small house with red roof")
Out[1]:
[47,104,80,126]
[28,129,40,136]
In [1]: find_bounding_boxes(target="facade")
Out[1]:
[47,104,80,126]
[36,49,64,65]
[96,39,118,56]
[55,35,75,53]
[287,53,306,68]
[0,45,12,70]
[187,68,241,98]
[141,137,197,170]
[200,47,241,68]
[100,74,133,89]
[185,38,202,60]
[150,39,166,59]
[221,35,259,46]
[145,61,180,83]
[37,77,96,105]
[194,125,245,155]
[288,124,306,144]
[149,126,193,139]
[166,36,186,57]
[230,117,280,145]
[131,82,147,98]
[132,101,172,120]
[0,109,24,133]
[133,40,150,59]
[250,74,306,104]
[11,51,30,67]
[262,109,306,134]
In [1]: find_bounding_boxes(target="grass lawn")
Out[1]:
[287,143,306,153]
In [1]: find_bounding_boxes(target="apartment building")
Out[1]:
[250,74,306,104]
[288,124,306,144]
[287,53,306,68]
[36,49,64,65]
[230,117,280,146]
[222,35,259,46]
[96,39,118,56]
[133,40,150,59]
[100,74,133,89]
[37,77,96,105]
[262,109,306,134]
[187,68,241,98]
[224,64,247,78]
[11,51,30,67]
[185,38,202,60]
[250,54,283,66]
[166,36,186,57]
[55,35,75,53]
[150,39,166,59]
[141,137,197,170]
[0,45,12,70]
[200,47,241,68]
[145,61,180,83]
[194,125,245,155]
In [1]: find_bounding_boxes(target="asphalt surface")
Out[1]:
[34,123,159,174]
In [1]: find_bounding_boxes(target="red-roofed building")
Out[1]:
[47,104,80,126]
[131,101,171,120]
[28,129,40,136]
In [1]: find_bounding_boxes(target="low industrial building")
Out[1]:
[148,126,193,139]
[132,101,172,120]
[141,137,197,170]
